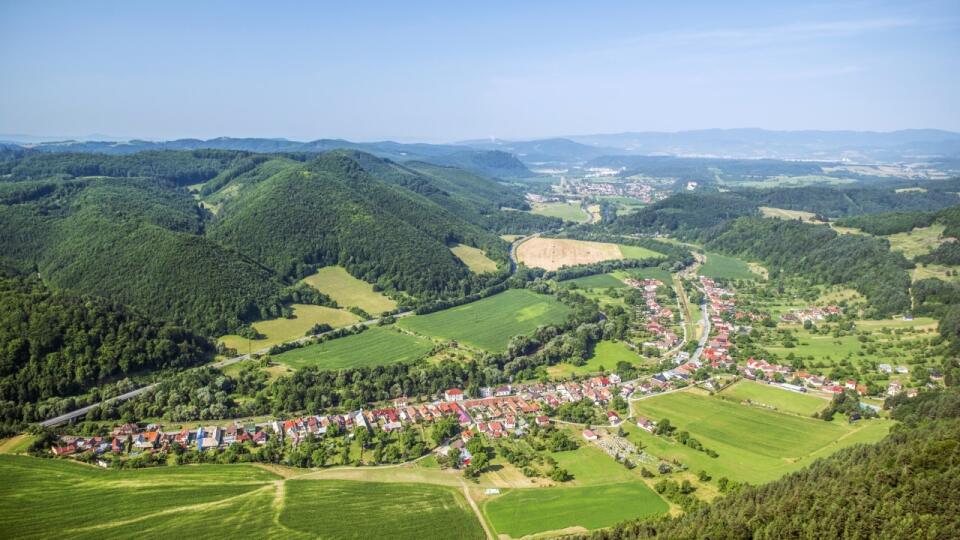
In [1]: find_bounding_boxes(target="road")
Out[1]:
[40,312,412,427]
[690,299,710,364]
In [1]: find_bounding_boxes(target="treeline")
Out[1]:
[613,192,759,239]
[0,149,250,186]
[0,274,212,434]
[834,211,939,235]
[588,388,960,540]
[704,218,913,316]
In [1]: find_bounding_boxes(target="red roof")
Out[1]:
[446,388,463,395]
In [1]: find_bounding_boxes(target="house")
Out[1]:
[444,388,465,402]
[582,429,598,441]
[51,444,77,456]
[535,415,550,427]
[635,416,655,433]
[134,431,160,450]
[197,426,222,450]
[878,364,892,374]
[606,411,622,425]
[896,366,909,374]
[112,423,139,437]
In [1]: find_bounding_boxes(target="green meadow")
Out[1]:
[398,289,572,352]
[531,201,589,222]
[562,272,628,289]
[619,244,666,260]
[718,380,829,417]
[699,252,758,280]
[273,327,434,370]
[0,456,483,540]
[630,391,892,484]
[547,340,646,378]
[483,482,667,537]
[302,266,398,314]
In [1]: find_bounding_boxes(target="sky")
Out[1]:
[1,0,958,142]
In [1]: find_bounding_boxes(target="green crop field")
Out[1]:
[450,243,499,274]
[547,340,645,378]
[700,252,758,280]
[281,480,484,540]
[219,304,361,354]
[398,289,572,352]
[0,456,484,540]
[562,273,627,289]
[484,482,668,537]
[615,267,673,283]
[302,266,398,314]
[718,380,829,416]
[530,201,589,222]
[273,327,434,369]
[630,391,892,484]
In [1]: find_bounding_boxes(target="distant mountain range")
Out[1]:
[5,129,960,169]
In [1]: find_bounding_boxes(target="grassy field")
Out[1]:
[561,273,627,289]
[630,391,892,484]
[281,480,484,539]
[699,252,758,280]
[273,327,434,369]
[517,237,663,271]
[483,482,668,538]
[616,267,673,283]
[219,304,361,354]
[885,225,945,259]
[547,340,645,378]
[302,266,397,314]
[450,243,499,274]
[398,289,572,352]
[500,234,522,242]
[530,201,589,222]
[718,380,828,416]
[0,456,484,540]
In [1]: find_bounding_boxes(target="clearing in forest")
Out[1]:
[530,201,589,222]
[450,244,498,273]
[759,206,822,222]
[218,304,361,354]
[301,266,397,314]
[517,237,663,271]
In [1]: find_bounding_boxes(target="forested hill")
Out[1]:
[589,388,960,540]
[207,152,508,296]
[0,273,213,432]
[0,148,534,334]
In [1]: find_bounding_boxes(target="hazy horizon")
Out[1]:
[2,1,958,141]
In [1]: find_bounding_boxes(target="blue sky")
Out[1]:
[1,1,958,141]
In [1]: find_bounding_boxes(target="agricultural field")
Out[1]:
[561,273,628,289]
[759,206,821,222]
[885,224,946,259]
[450,243,499,274]
[530,201,589,222]
[301,266,398,314]
[483,482,667,538]
[630,391,892,485]
[718,380,829,416]
[699,252,758,280]
[281,480,484,540]
[273,326,435,370]
[516,237,663,271]
[398,289,572,352]
[219,304,361,354]
[547,340,646,378]
[0,456,485,540]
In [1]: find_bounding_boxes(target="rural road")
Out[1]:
[40,312,412,427]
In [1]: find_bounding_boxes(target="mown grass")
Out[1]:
[273,327,434,370]
[484,482,667,537]
[562,273,627,289]
[619,244,666,260]
[219,304,361,354]
[718,380,828,417]
[302,266,397,314]
[630,391,892,484]
[700,252,758,280]
[281,480,484,540]
[450,243,499,274]
[398,289,572,352]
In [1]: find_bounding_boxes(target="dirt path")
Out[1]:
[460,480,496,540]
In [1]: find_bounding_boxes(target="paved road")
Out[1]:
[40,312,412,427]
[690,299,710,364]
